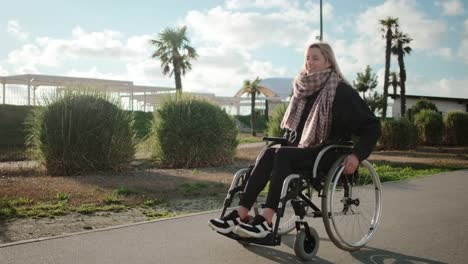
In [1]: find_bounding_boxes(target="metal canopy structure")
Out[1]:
[0,74,284,114]
[0,74,175,111]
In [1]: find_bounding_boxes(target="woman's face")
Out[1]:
[305,47,331,74]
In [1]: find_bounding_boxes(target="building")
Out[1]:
[390,94,468,117]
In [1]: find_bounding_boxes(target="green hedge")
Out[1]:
[0,105,151,148]
[0,105,36,148]
[414,109,444,146]
[380,118,418,150]
[444,111,468,146]
[235,114,267,132]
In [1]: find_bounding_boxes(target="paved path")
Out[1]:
[1,170,467,264]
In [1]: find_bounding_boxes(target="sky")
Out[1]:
[0,0,467,98]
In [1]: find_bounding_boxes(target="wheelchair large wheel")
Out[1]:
[322,156,382,251]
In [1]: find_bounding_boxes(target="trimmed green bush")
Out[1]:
[266,103,287,137]
[444,111,468,146]
[151,95,238,168]
[380,118,418,150]
[414,109,444,145]
[409,99,438,119]
[0,105,36,160]
[26,91,136,175]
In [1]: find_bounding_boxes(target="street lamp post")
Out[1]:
[320,0,323,41]
[316,0,323,42]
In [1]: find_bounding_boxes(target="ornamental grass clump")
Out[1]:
[26,90,136,175]
[266,103,288,137]
[151,95,238,168]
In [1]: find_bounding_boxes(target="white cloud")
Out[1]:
[64,59,169,87]
[225,0,299,10]
[6,20,29,40]
[435,0,465,16]
[0,64,9,75]
[185,2,332,51]
[430,47,453,60]
[6,27,155,73]
[407,76,468,98]
[66,67,127,82]
[180,2,331,95]
[330,0,452,90]
[8,27,150,66]
[356,0,447,50]
[182,46,288,95]
[459,19,468,63]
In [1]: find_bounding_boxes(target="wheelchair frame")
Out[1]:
[217,137,382,260]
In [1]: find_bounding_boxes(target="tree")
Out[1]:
[353,65,383,115]
[365,91,384,116]
[389,71,399,96]
[353,65,378,99]
[391,30,412,116]
[379,17,400,119]
[150,25,198,94]
[235,77,270,136]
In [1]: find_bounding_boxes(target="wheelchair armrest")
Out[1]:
[262,136,289,146]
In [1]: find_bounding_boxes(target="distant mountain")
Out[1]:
[259,77,294,100]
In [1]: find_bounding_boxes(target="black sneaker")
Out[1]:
[234,215,272,238]
[208,210,244,234]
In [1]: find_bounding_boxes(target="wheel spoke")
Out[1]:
[324,159,382,249]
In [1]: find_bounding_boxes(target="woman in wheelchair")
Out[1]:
[209,42,381,240]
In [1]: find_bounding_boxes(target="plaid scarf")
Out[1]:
[281,68,341,147]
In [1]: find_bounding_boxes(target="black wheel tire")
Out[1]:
[294,227,320,261]
[322,155,363,252]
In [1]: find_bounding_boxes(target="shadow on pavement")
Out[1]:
[243,243,333,264]
[248,234,447,264]
[351,246,448,264]
[241,234,332,264]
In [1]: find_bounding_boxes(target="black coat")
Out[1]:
[291,81,381,161]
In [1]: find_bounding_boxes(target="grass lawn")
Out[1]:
[237,132,264,144]
[1,145,467,221]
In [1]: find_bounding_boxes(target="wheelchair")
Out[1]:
[217,136,382,261]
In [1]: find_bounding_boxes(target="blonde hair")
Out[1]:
[305,42,349,84]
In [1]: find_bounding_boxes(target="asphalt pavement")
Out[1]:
[1,170,467,264]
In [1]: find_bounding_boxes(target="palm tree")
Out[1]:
[235,77,270,136]
[353,65,378,99]
[389,71,399,96]
[379,17,399,119]
[392,30,412,117]
[150,25,198,94]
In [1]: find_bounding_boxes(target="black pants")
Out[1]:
[239,145,323,211]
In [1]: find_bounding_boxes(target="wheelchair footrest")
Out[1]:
[218,232,281,246]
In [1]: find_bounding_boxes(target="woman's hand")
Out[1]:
[342,153,359,174]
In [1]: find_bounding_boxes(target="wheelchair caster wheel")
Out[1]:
[294,227,319,261]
